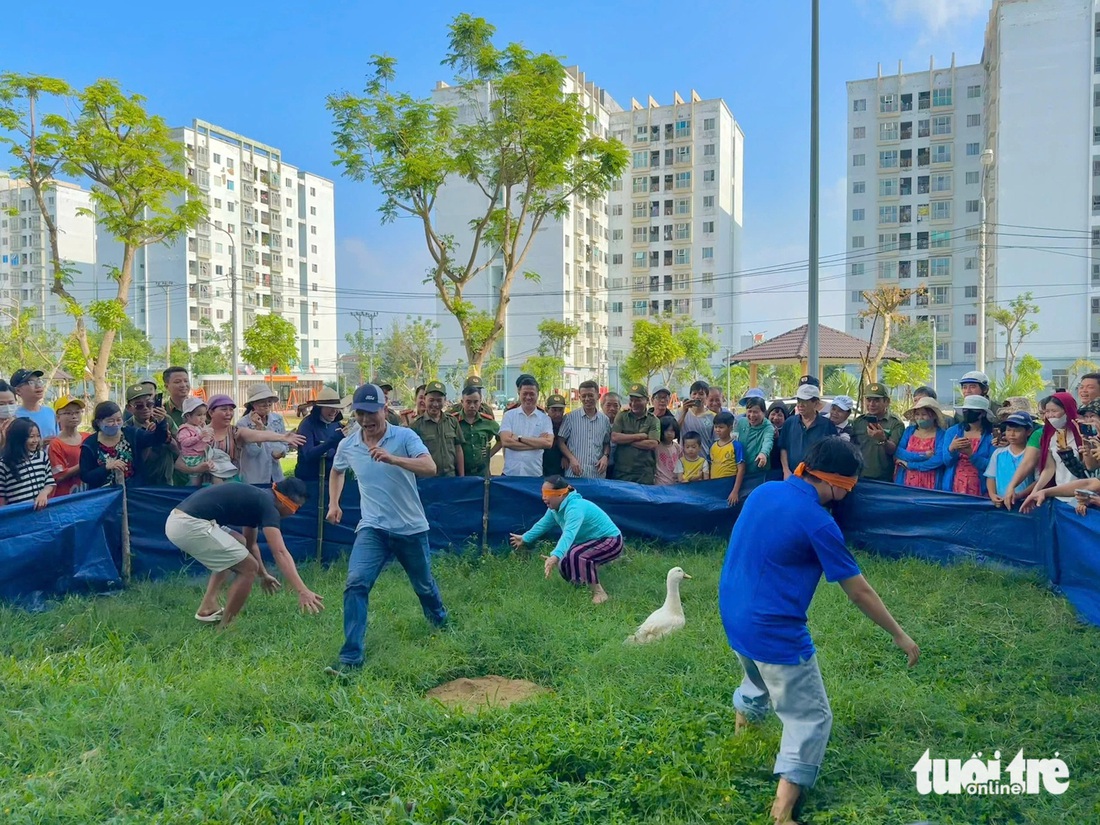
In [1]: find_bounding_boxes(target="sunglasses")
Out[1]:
[131,401,154,410]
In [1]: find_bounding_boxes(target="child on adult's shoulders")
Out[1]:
[711,411,745,506]
[675,432,709,483]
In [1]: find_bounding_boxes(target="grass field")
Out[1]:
[1,542,1098,824]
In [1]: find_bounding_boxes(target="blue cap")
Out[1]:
[739,387,766,405]
[1002,411,1034,430]
[351,383,385,412]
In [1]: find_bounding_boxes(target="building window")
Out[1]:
[675,119,691,138]
[879,94,898,113]
[930,201,952,221]
[930,258,951,279]
[632,227,648,243]
[310,225,317,235]
[931,230,951,248]
[312,263,318,273]
[674,248,690,265]
[702,169,715,182]
[966,199,979,213]
[702,195,715,209]
[878,260,897,280]
[853,126,866,139]
[633,150,648,169]
[675,198,690,215]
[879,205,898,224]
[703,117,716,131]
[674,172,692,189]
[965,171,980,184]
[967,85,982,98]
[676,223,692,240]
[702,246,714,260]
[852,154,866,167]
[879,178,897,197]
[632,300,646,317]
[851,263,865,276]
[702,221,714,234]
[966,114,981,128]
[703,143,715,157]
[879,150,899,169]
[852,181,865,194]
[851,236,865,249]
[852,208,865,221]
[632,176,648,194]
[851,290,864,303]
[878,233,898,251]
[964,256,977,270]
[612,254,623,265]
[966,143,981,157]
[965,285,978,298]
[932,88,953,107]
[964,342,977,356]
[632,202,648,218]
[965,313,977,326]
[880,122,899,141]
[931,173,952,193]
[931,115,951,136]
[853,98,866,112]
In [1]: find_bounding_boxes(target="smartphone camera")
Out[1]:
[1081,424,1098,438]
[154,392,164,408]
[863,415,878,425]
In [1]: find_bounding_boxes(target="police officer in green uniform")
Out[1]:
[611,383,661,485]
[411,380,465,477]
[377,381,403,426]
[850,381,905,482]
[448,375,495,418]
[454,383,500,477]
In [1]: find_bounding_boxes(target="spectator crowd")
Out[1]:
[1,363,1099,518]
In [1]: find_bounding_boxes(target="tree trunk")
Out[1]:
[91,243,136,402]
[863,315,892,386]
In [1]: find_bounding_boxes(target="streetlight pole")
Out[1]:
[977,147,994,373]
[930,315,938,398]
[214,226,239,404]
[152,281,172,366]
[350,310,377,385]
[806,0,821,379]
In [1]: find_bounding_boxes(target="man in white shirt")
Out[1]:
[499,376,554,476]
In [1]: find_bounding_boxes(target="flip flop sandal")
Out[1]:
[194,609,224,623]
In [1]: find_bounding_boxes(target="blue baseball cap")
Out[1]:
[1002,411,1034,430]
[739,387,766,405]
[351,383,386,412]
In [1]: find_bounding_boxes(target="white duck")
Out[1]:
[624,567,692,644]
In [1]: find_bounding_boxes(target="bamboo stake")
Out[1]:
[316,455,326,563]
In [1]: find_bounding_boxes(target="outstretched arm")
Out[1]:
[839,574,919,667]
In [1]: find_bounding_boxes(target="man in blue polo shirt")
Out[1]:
[718,438,919,825]
[324,383,448,676]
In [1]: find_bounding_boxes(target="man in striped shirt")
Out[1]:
[558,380,612,478]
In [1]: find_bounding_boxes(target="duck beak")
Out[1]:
[682,573,692,580]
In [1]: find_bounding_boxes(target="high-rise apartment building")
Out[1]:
[848,0,1100,387]
[846,58,987,371]
[983,0,1098,384]
[0,173,97,336]
[100,120,338,378]
[606,94,744,386]
[433,68,619,396]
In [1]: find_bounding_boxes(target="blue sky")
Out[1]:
[3,0,992,346]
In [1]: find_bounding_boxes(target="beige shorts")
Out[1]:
[165,509,249,573]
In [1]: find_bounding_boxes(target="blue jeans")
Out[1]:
[338,528,448,665]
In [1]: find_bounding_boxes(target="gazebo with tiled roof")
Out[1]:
[726,324,908,387]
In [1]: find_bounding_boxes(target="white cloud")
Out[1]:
[886,0,988,36]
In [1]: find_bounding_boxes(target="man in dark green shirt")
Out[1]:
[611,384,661,485]
[850,382,905,482]
[162,366,189,485]
[411,381,465,477]
[542,393,568,476]
[448,375,495,418]
[455,385,499,477]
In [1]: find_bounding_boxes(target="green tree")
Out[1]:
[882,359,931,409]
[989,354,1047,402]
[192,319,231,375]
[343,329,373,385]
[824,369,860,399]
[858,284,925,385]
[519,354,562,399]
[376,316,445,401]
[989,293,1040,380]
[158,339,190,370]
[881,318,933,407]
[328,15,629,376]
[890,319,935,360]
[672,324,718,387]
[0,305,63,377]
[536,319,579,359]
[1069,358,1100,387]
[712,364,750,405]
[622,319,683,387]
[1,74,206,401]
[63,314,154,391]
[241,314,299,375]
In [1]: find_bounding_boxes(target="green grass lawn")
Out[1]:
[1,543,1098,824]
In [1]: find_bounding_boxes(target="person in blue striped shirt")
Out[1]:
[510,475,623,604]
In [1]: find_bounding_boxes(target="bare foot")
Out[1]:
[735,711,749,735]
[771,778,802,825]
[590,584,609,604]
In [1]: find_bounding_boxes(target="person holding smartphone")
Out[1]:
[851,383,905,482]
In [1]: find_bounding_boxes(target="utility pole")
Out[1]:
[152,281,173,366]
[350,310,378,385]
[930,315,938,398]
[977,148,995,373]
[215,226,239,403]
[806,0,821,379]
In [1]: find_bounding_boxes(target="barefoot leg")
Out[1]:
[771,778,801,825]
[590,583,608,604]
[197,569,231,617]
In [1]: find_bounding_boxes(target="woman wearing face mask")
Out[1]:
[1017,393,1088,507]
[893,397,948,489]
[79,400,170,489]
[938,395,996,496]
[0,380,18,451]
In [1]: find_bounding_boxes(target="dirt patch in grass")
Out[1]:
[425,675,549,711]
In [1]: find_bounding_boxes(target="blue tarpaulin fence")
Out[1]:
[1,478,1098,626]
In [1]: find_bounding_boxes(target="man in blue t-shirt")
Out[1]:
[325,383,448,676]
[11,368,58,440]
[718,438,919,825]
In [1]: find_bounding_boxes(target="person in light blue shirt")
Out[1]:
[325,384,448,676]
[510,475,623,605]
[10,368,58,440]
[984,411,1038,504]
[718,438,919,825]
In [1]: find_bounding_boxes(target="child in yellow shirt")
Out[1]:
[711,411,746,506]
[676,432,710,482]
